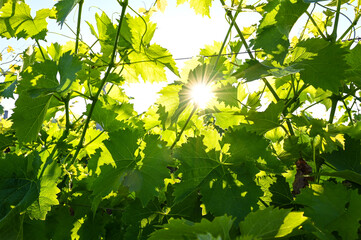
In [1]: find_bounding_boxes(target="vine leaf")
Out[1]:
[174,137,262,219]
[346,43,361,86]
[239,207,307,239]
[295,182,361,239]
[222,127,276,165]
[0,74,17,99]
[245,102,285,134]
[176,0,213,17]
[12,94,53,143]
[269,175,293,207]
[26,161,62,220]
[55,0,81,27]
[173,137,220,203]
[253,0,309,62]
[148,215,234,240]
[324,135,361,173]
[293,39,349,93]
[0,1,52,39]
[214,83,239,107]
[56,51,82,94]
[93,131,171,208]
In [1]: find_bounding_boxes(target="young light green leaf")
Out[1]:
[55,0,81,27]
[239,207,307,239]
[56,51,82,94]
[177,0,213,17]
[11,94,52,143]
[253,0,309,62]
[148,215,234,240]
[26,161,62,220]
[295,182,361,240]
[0,1,51,39]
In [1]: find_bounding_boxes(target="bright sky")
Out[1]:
[0,0,356,117]
[0,0,261,114]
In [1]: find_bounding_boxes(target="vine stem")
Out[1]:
[75,0,84,54]
[170,106,197,150]
[331,0,342,41]
[305,11,328,40]
[214,11,239,67]
[219,0,280,102]
[71,0,128,163]
[341,98,354,125]
[328,95,338,124]
[339,13,360,40]
[35,39,46,60]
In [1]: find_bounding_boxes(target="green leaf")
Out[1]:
[174,137,262,219]
[173,137,220,203]
[56,51,82,94]
[324,135,361,173]
[233,60,300,81]
[222,127,275,164]
[54,0,81,27]
[214,83,239,107]
[88,97,130,132]
[177,0,213,17]
[11,94,53,143]
[253,0,309,62]
[245,102,284,134]
[239,207,307,239]
[95,131,171,206]
[26,161,62,220]
[296,182,361,240]
[0,1,51,39]
[319,170,361,186]
[269,175,293,207]
[200,164,262,220]
[124,135,172,206]
[0,154,41,227]
[346,43,361,86]
[148,215,234,240]
[0,74,17,99]
[293,39,349,93]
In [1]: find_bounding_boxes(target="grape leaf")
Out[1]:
[0,1,51,39]
[346,43,361,86]
[200,164,262,220]
[239,207,307,239]
[173,137,220,203]
[88,98,130,132]
[56,51,82,94]
[214,83,239,107]
[148,215,234,240]
[222,127,275,164]
[177,0,213,17]
[269,175,293,207]
[295,182,361,240]
[123,135,172,205]
[95,131,171,206]
[26,161,62,220]
[174,137,262,219]
[293,39,349,93]
[253,0,309,62]
[233,59,300,81]
[54,0,81,27]
[324,135,361,173]
[0,154,39,223]
[0,74,17,99]
[11,94,53,143]
[245,102,284,134]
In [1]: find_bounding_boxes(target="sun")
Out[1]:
[190,82,214,109]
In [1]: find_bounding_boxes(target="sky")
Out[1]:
[0,0,357,116]
[0,0,261,114]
